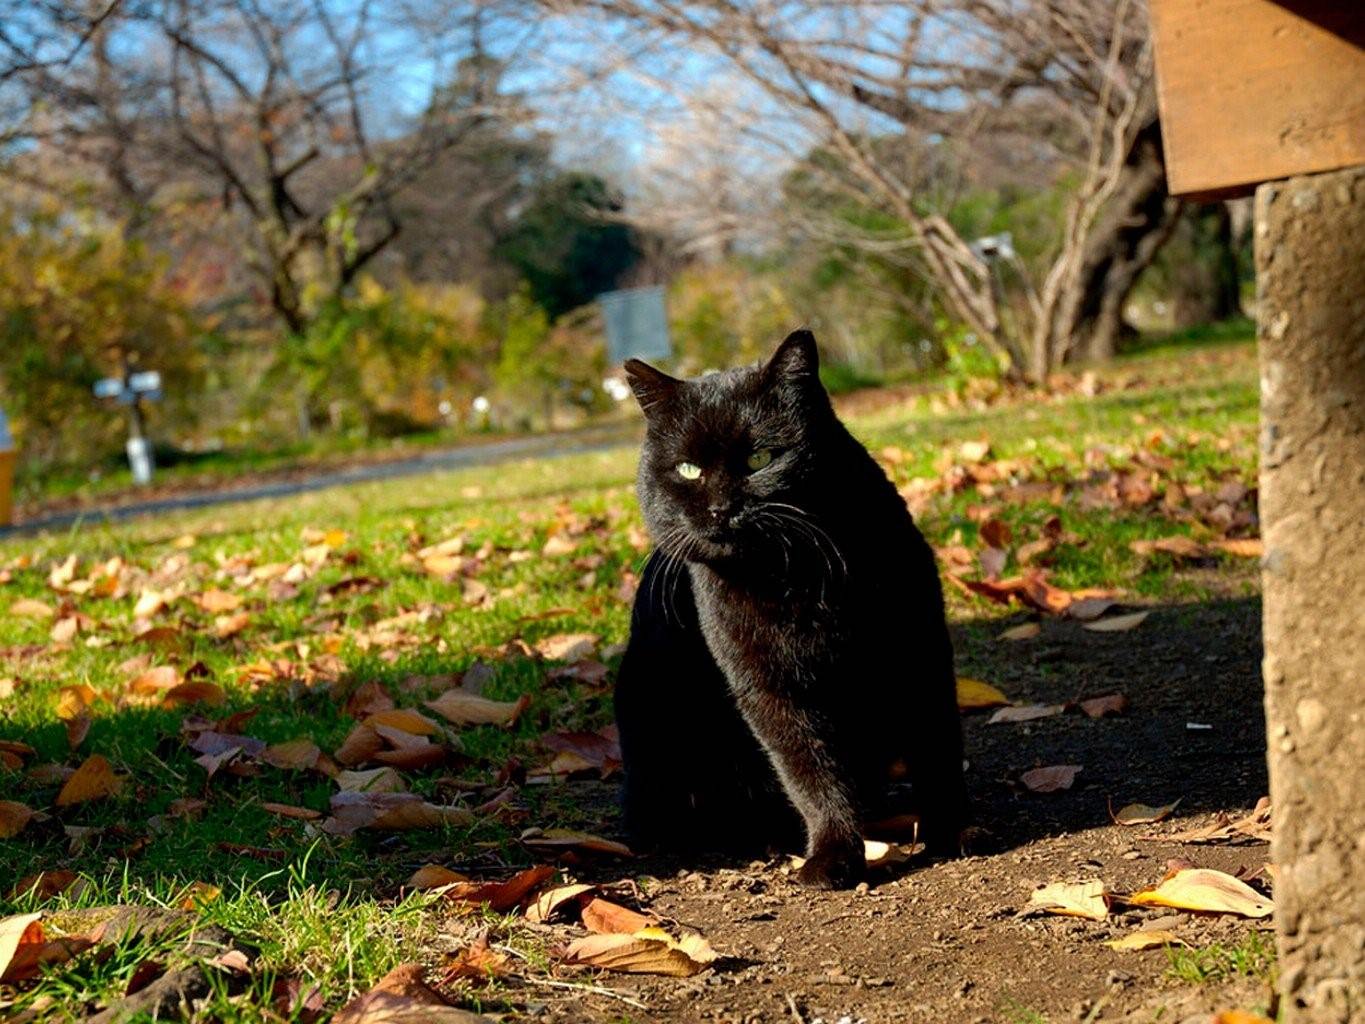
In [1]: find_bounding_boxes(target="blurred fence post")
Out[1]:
[1256,165,1365,1023]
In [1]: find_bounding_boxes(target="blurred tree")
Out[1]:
[495,172,642,318]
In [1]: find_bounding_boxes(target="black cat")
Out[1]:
[614,329,968,889]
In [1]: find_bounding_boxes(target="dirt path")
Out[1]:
[539,596,1272,1023]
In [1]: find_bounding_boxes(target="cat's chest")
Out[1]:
[689,568,841,670]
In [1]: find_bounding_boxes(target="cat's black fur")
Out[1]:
[614,329,968,889]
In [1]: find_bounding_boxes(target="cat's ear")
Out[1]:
[764,329,820,385]
[624,359,682,417]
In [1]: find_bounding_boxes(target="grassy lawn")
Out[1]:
[0,332,1263,1022]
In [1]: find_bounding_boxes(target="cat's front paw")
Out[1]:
[795,841,866,890]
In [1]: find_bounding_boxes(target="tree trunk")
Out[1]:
[1169,203,1243,327]
[1050,116,1183,365]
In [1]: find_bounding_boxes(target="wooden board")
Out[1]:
[1149,1,1365,198]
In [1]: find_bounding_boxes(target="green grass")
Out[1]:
[0,331,1260,1021]
[1165,931,1277,986]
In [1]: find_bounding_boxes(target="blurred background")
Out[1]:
[0,0,1251,506]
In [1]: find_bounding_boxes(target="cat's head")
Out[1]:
[626,329,836,564]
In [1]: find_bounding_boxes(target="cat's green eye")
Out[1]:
[746,448,774,472]
[677,462,702,480]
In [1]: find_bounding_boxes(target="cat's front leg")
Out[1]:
[733,686,865,889]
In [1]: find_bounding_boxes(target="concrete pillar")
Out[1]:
[1256,165,1365,1024]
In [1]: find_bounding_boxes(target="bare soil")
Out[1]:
[540,595,1272,1024]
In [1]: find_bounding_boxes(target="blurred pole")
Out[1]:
[1256,165,1365,1023]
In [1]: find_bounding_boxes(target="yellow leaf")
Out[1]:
[956,677,1011,710]
[55,754,124,807]
[197,589,242,613]
[1127,868,1273,918]
[178,882,222,909]
[525,883,596,922]
[133,588,168,619]
[1104,930,1187,951]
[520,828,633,857]
[56,684,99,720]
[564,929,715,977]
[1027,880,1109,920]
[1212,1012,1274,1024]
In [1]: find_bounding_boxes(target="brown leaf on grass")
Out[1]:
[446,865,557,913]
[56,754,125,806]
[1027,880,1109,920]
[955,677,1011,710]
[127,666,183,701]
[998,622,1041,641]
[979,518,1012,549]
[989,704,1065,724]
[525,883,597,923]
[1131,536,1208,561]
[520,828,633,857]
[1127,868,1273,918]
[10,598,54,620]
[364,708,441,736]
[333,963,494,1024]
[426,690,529,728]
[65,713,92,751]
[262,738,321,771]
[372,739,446,771]
[541,535,578,557]
[581,897,659,935]
[1112,800,1182,826]
[1019,573,1073,615]
[1105,930,1188,951]
[1020,765,1082,793]
[1078,693,1129,718]
[321,792,473,835]
[1083,611,1150,633]
[334,724,386,766]
[166,798,207,818]
[408,865,470,890]
[979,547,1007,580]
[564,927,717,977]
[345,681,395,718]
[197,589,243,613]
[214,612,252,639]
[538,727,622,778]
[0,912,96,983]
[441,934,510,983]
[56,685,100,720]
[533,633,599,662]
[0,801,34,838]
[8,871,81,901]
[50,616,80,644]
[335,767,407,793]
[162,681,226,708]
[261,802,321,821]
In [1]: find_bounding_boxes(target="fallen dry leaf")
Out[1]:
[446,865,556,913]
[1211,1012,1274,1024]
[1208,538,1263,559]
[1027,880,1109,920]
[581,897,658,935]
[1104,930,1188,951]
[55,754,125,807]
[335,767,407,793]
[989,704,1065,724]
[262,738,322,771]
[364,708,441,736]
[334,724,386,766]
[564,927,717,977]
[261,802,321,821]
[998,622,1041,641]
[65,713,92,751]
[1021,764,1082,793]
[520,828,633,857]
[162,681,226,708]
[426,690,529,728]
[321,792,473,835]
[1127,868,1273,918]
[214,612,252,639]
[1078,693,1129,718]
[8,871,81,901]
[10,598,54,620]
[0,912,96,984]
[332,963,494,1024]
[198,589,243,614]
[1083,611,1150,633]
[533,633,598,662]
[956,677,1011,710]
[0,801,34,838]
[525,883,597,923]
[408,865,470,890]
[1113,800,1182,826]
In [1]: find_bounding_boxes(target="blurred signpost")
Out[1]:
[599,285,672,365]
[93,368,163,486]
[0,407,14,527]
[1148,3,1364,1020]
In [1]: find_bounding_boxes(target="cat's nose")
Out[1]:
[707,501,733,522]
